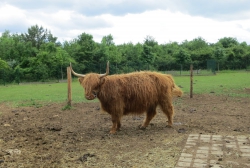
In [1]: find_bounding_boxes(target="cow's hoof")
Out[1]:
[166,125,173,128]
[109,130,116,134]
[138,125,147,130]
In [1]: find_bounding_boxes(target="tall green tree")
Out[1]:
[21,25,57,51]
[182,37,212,69]
[141,36,157,70]
[142,44,154,70]
[144,35,158,47]
[213,46,225,71]
[231,44,246,69]
[118,42,143,72]
[0,30,16,61]
[56,47,73,80]
[99,34,122,73]
[0,58,9,84]
[63,33,96,73]
[174,48,192,71]
[0,58,9,69]
[155,43,178,71]
[76,33,96,72]
[218,37,238,48]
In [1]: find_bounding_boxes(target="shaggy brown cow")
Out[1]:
[70,62,183,134]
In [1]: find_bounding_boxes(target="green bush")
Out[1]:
[246,66,250,71]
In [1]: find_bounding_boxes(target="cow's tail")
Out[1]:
[172,85,183,97]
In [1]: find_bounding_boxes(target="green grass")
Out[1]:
[164,70,215,76]
[174,72,250,97]
[0,72,249,106]
[0,80,95,106]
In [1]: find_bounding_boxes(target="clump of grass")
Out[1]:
[18,99,43,108]
[62,104,72,110]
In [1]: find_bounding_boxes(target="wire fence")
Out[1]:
[0,60,221,85]
[2,68,250,86]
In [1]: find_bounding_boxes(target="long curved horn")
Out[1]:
[100,61,109,78]
[70,63,86,78]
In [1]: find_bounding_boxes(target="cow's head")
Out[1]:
[70,62,109,100]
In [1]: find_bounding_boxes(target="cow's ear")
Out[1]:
[78,78,84,84]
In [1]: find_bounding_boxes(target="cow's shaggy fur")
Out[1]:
[73,68,183,134]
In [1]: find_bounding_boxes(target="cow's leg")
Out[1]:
[110,115,118,134]
[117,120,121,131]
[140,106,157,129]
[110,114,121,134]
[160,100,174,127]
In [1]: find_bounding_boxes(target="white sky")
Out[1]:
[0,0,250,44]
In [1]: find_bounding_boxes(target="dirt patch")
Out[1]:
[244,88,250,94]
[0,94,250,168]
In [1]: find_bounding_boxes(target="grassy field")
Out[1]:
[175,72,250,97]
[0,79,89,106]
[0,72,249,106]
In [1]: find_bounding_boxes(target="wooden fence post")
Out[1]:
[190,64,193,98]
[67,67,72,106]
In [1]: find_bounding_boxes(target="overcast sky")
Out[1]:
[1,0,250,45]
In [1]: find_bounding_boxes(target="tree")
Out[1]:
[0,58,9,69]
[76,33,97,72]
[155,43,178,71]
[0,30,15,61]
[56,47,73,80]
[102,34,115,46]
[144,35,158,47]
[213,46,225,71]
[218,37,238,48]
[160,42,180,70]
[182,37,212,69]
[184,37,208,51]
[100,34,122,74]
[243,52,250,70]
[63,33,97,74]
[2,24,250,82]
[0,59,7,84]
[174,49,192,72]
[226,50,236,69]
[21,25,57,51]
[140,36,158,70]
[142,44,154,70]
[117,42,143,72]
[231,44,246,69]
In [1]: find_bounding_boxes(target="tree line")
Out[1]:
[0,25,250,83]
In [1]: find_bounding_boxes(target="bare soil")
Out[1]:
[0,94,250,168]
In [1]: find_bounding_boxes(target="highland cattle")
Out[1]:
[70,62,183,134]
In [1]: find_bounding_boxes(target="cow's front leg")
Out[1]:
[110,124,117,134]
[110,115,121,134]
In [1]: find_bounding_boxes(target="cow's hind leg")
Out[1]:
[160,101,174,127]
[140,106,157,129]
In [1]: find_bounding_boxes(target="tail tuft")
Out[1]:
[172,85,183,97]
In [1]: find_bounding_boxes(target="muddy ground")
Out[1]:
[0,94,250,168]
